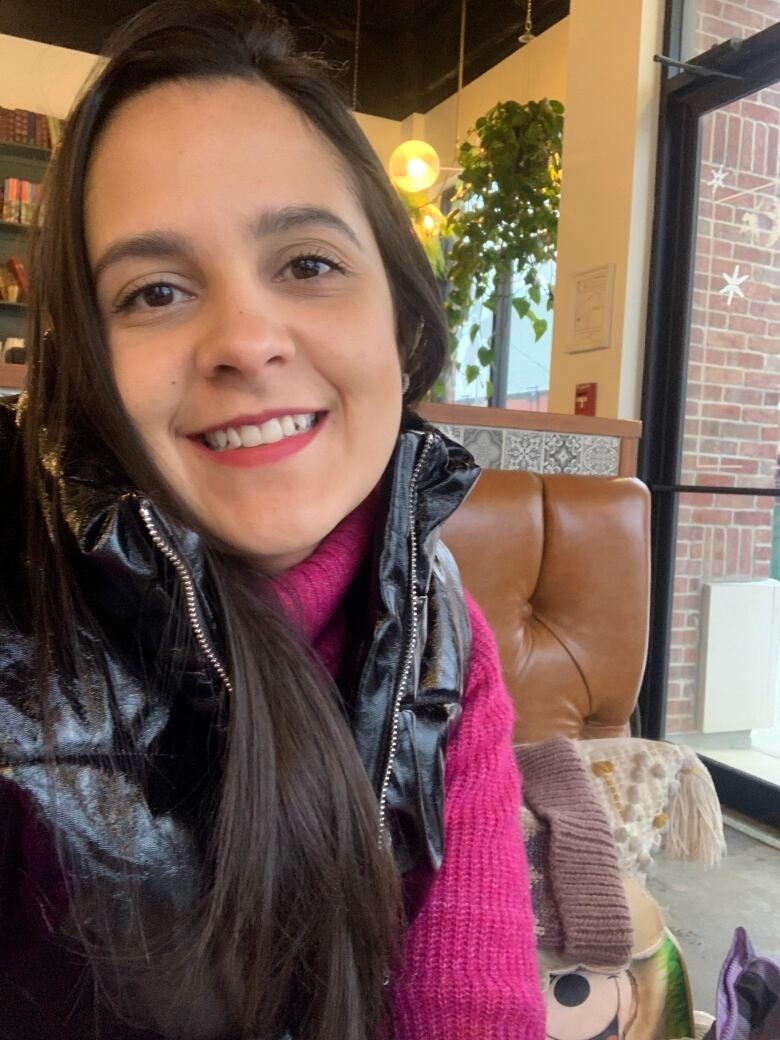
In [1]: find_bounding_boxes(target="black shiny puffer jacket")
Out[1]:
[0,401,479,1038]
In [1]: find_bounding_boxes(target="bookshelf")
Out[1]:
[0,141,50,164]
[0,138,48,348]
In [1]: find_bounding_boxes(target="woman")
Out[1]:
[0,1,544,1037]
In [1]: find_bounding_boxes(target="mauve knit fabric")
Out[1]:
[516,737,633,966]
[273,496,545,1040]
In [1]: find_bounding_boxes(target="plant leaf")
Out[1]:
[512,297,530,319]
[533,318,548,341]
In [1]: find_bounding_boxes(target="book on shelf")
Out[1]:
[5,256,28,302]
[35,113,48,149]
[0,265,17,302]
[0,106,63,151]
[1,177,41,225]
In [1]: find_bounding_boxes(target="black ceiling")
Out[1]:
[0,0,569,120]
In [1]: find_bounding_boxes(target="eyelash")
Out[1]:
[111,250,348,314]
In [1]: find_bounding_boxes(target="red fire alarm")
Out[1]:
[575,382,597,416]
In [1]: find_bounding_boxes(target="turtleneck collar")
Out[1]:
[270,486,380,648]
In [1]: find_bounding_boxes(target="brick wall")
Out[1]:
[665,0,780,734]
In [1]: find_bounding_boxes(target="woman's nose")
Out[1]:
[194,291,296,383]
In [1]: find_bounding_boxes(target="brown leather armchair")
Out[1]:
[442,469,651,743]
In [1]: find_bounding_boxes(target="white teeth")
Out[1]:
[203,413,318,451]
[259,418,283,443]
[239,424,263,447]
[205,429,230,450]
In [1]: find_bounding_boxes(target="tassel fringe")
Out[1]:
[667,756,726,868]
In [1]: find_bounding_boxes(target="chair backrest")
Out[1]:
[442,469,651,742]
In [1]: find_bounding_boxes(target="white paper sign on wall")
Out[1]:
[567,263,615,353]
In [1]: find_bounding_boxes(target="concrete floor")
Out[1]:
[648,822,780,1016]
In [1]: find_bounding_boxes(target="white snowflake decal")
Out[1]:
[767,199,780,249]
[707,165,727,192]
[718,265,749,306]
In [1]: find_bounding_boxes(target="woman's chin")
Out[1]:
[195,511,323,571]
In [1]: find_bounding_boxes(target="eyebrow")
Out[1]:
[250,206,362,250]
[92,205,363,283]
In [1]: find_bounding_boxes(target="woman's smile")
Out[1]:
[188,409,326,467]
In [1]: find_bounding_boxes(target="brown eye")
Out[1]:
[276,252,347,283]
[113,281,193,314]
[289,257,336,279]
[141,284,175,306]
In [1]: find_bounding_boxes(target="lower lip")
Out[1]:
[190,416,325,468]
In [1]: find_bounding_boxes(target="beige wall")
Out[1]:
[353,111,404,169]
[0,34,101,117]
[423,19,569,170]
[548,0,664,419]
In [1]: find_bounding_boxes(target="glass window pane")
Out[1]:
[682,88,780,491]
[506,260,554,412]
[665,491,780,789]
[682,1,780,63]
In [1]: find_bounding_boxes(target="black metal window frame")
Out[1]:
[638,7,780,828]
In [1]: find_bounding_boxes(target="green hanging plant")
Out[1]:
[442,97,564,393]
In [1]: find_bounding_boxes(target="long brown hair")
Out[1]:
[22,2,447,1037]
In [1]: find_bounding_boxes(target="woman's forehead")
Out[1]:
[84,76,374,272]
[84,78,365,246]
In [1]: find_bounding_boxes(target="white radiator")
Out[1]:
[698,579,780,734]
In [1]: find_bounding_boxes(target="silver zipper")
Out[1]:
[137,500,234,695]
[377,431,435,844]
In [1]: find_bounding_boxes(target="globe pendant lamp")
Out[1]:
[389,139,441,194]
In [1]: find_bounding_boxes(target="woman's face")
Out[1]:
[85,78,403,571]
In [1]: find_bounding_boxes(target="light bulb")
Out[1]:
[417,204,445,237]
[389,140,441,194]
[407,157,429,179]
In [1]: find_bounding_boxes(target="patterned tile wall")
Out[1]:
[437,423,620,477]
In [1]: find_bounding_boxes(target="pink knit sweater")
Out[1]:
[273,495,546,1040]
